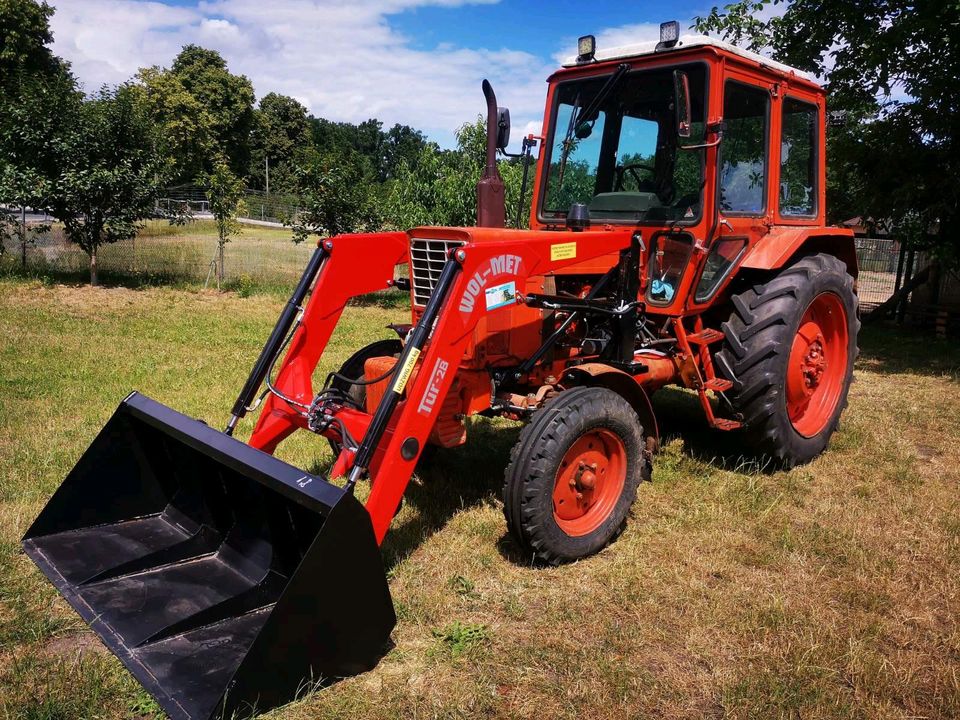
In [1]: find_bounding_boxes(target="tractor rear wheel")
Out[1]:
[502,387,645,565]
[715,253,859,468]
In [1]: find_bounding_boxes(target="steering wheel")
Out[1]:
[615,163,656,191]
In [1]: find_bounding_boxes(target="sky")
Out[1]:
[47,0,719,150]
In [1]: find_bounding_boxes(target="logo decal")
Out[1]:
[417,358,449,416]
[484,280,515,311]
[458,253,522,314]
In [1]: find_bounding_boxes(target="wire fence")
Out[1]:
[1,217,948,320]
[159,185,303,226]
[3,221,317,288]
[855,236,913,309]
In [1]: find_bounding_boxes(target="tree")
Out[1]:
[308,116,429,184]
[382,123,429,182]
[0,0,60,86]
[0,0,79,215]
[695,0,960,271]
[288,150,379,243]
[50,85,163,285]
[249,92,312,193]
[135,45,255,183]
[134,65,213,184]
[203,159,246,289]
[384,117,529,230]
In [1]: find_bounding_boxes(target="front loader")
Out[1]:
[23,22,859,720]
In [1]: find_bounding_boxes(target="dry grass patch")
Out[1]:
[1,278,958,719]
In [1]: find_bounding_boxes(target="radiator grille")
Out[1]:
[409,238,464,306]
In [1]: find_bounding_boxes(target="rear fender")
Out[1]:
[563,364,658,447]
[740,227,858,278]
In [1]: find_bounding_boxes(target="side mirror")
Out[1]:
[496,107,511,150]
[673,70,692,138]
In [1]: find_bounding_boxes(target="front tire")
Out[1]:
[715,253,859,468]
[503,387,645,565]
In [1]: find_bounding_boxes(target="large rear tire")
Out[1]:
[502,387,645,565]
[715,253,859,468]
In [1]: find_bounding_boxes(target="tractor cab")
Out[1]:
[524,23,829,315]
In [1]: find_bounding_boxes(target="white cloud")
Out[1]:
[48,0,553,149]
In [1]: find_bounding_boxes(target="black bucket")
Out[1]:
[22,392,396,720]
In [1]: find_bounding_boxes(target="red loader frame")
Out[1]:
[244,230,634,543]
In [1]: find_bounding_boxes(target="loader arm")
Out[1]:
[248,232,409,453]
[248,230,633,544]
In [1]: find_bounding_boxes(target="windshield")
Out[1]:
[541,64,707,224]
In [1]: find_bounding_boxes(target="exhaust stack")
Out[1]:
[476,79,505,228]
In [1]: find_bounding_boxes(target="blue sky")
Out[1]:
[48,0,714,149]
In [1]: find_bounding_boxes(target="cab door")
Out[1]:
[688,70,774,306]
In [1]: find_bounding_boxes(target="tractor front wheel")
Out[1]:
[502,387,645,565]
[716,253,859,468]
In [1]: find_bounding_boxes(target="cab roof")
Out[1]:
[562,34,818,86]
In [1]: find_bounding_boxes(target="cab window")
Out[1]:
[541,65,707,224]
[719,82,769,214]
[780,97,818,216]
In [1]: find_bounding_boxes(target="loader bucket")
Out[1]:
[22,392,395,720]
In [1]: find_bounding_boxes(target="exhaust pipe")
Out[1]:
[476,79,505,228]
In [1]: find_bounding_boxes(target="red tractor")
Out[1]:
[23,23,858,720]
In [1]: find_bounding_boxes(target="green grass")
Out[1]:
[1,280,959,719]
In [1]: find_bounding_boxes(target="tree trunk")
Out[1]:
[865,264,930,322]
[218,239,225,290]
[90,247,98,286]
[20,206,27,270]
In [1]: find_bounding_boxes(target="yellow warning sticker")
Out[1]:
[392,347,421,394]
[550,241,577,261]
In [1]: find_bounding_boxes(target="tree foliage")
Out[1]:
[0,0,78,210]
[311,117,430,183]
[289,150,380,243]
[136,45,255,183]
[249,92,313,193]
[695,0,960,264]
[204,159,246,247]
[385,117,530,230]
[0,0,60,84]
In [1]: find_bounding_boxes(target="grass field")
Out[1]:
[1,277,958,719]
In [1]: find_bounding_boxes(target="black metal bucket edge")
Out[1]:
[22,392,396,720]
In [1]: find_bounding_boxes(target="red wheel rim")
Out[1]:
[785,292,849,437]
[553,428,627,537]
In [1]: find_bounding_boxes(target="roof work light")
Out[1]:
[577,34,596,63]
[657,20,680,49]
